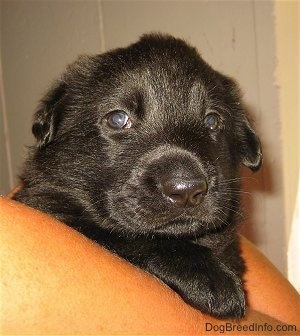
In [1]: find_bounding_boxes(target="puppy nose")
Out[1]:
[161,177,208,207]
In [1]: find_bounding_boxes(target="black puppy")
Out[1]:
[14,34,262,319]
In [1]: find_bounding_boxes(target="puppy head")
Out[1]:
[30,34,262,237]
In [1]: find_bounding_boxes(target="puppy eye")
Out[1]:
[204,113,221,131]
[106,110,132,129]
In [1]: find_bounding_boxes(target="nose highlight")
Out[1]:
[161,177,208,207]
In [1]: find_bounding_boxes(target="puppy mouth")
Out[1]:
[154,216,207,236]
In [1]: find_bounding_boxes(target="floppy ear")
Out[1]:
[219,76,262,172]
[239,116,262,172]
[32,81,67,148]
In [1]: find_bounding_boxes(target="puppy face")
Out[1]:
[29,34,262,237]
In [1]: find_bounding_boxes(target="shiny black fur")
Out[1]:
[14,34,262,319]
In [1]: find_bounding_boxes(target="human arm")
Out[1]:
[0,197,299,334]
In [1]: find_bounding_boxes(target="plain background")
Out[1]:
[0,0,299,278]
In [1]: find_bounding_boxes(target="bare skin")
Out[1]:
[0,196,299,334]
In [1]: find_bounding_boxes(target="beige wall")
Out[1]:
[0,0,103,192]
[275,1,299,289]
[275,1,299,241]
[1,0,296,275]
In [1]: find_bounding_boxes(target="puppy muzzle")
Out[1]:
[139,146,209,211]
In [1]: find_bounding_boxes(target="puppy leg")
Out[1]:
[100,236,246,319]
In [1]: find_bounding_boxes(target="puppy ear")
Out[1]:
[220,76,262,172]
[32,81,66,148]
[239,116,262,172]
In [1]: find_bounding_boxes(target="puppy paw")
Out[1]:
[183,264,246,319]
[208,269,246,319]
